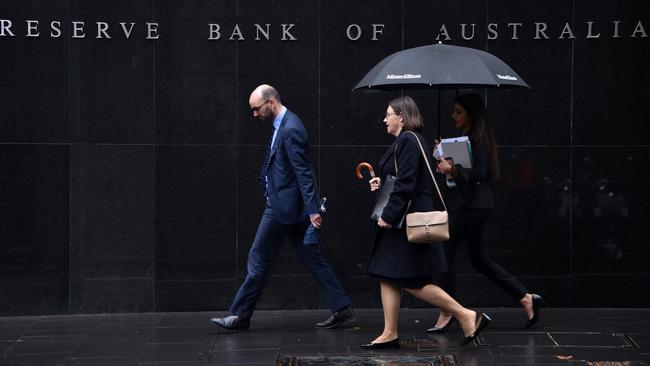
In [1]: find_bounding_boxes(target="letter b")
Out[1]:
[208,23,221,40]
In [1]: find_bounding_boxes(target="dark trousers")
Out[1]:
[438,209,528,301]
[229,203,351,319]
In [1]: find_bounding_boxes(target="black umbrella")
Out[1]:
[354,43,530,137]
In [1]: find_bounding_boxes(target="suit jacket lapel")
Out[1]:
[268,111,289,162]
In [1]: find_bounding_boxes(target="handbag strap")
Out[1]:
[404,131,448,211]
[393,144,399,174]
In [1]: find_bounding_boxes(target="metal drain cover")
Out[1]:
[276,354,458,366]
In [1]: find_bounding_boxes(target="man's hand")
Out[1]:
[377,218,392,229]
[310,213,323,229]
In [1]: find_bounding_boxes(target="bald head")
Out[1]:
[249,84,281,105]
[249,84,283,122]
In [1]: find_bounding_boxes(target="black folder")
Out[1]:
[371,175,408,229]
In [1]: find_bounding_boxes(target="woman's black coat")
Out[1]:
[367,131,448,279]
[441,136,495,212]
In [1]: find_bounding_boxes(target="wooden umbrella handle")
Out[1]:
[355,162,376,179]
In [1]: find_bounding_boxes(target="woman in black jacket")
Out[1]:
[430,93,544,333]
[363,96,490,349]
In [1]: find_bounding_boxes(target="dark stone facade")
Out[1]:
[0,0,648,315]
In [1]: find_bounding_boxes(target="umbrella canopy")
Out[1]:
[354,43,530,90]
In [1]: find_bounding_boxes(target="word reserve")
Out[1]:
[0,19,159,39]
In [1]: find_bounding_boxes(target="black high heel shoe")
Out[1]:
[360,338,401,349]
[426,317,457,333]
[524,294,545,329]
[461,313,491,346]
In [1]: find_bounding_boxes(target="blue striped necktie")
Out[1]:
[259,127,275,197]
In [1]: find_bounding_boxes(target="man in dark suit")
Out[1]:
[211,84,354,331]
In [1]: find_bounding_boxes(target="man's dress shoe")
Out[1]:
[315,307,356,329]
[210,315,250,331]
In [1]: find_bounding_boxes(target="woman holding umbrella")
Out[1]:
[430,93,544,333]
[363,96,490,349]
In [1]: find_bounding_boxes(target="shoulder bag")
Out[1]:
[403,131,450,244]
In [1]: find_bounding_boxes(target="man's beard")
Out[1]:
[261,113,274,123]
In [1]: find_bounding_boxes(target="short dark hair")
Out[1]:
[388,96,423,132]
[260,85,281,103]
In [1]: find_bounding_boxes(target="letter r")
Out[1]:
[1,19,16,37]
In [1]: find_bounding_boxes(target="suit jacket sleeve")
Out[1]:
[454,139,489,185]
[381,134,419,225]
[284,126,319,216]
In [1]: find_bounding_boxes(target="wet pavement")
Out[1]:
[1,308,649,365]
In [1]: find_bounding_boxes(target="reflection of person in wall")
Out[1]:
[593,178,628,261]
[210,85,354,331]
[363,96,490,349]
[432,94,544,332]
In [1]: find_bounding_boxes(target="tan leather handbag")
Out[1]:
[404,132,449,244]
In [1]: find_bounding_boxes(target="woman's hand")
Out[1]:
[377,218,393,229]
[369,177,381,191]
[432,139,440,154]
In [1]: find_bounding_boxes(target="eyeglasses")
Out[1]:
[251,99,270,113]
[384,112,400,118]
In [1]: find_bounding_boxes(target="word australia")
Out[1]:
[434,20,648,40]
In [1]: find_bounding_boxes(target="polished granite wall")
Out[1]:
[0,0,648,315]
